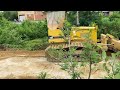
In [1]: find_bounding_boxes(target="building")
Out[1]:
[102,11,113,16]
[18,11,46,22]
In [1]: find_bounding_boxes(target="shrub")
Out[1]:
[98,14,120,39]
[0,18,48,50]
[102,51,120,79]
[0,18,23,45]
[3,11,18,21]
[38,72,48,79]
[22,37,48,50]
[18,20,48,40]
[67,11,102,26]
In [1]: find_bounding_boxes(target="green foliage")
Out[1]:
[102,50,107,61]
[22,38,48,50]
[62,20,72,36]
[81,43,101,62]
[0,12,4,19]
[67,11,120,39]
[79,11,101,26]
[19,20,47,40]
[50,37,102,79]
[109,12,120,21]
[66,11,77,25]
[60,20,72,44]
[58,47,82,79]
[38,72,47,79]
[67,11,101,26]
[0,18,23,45]
[98,12,120,39]
[48,23,103,79]
[102,51,120,79]
[80,37,101,79]
[3,11,18,21]
[0,17,48,50]
[116,51,120,57]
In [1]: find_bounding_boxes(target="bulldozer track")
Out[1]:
[48,42,83,49]
[45,42,84,62]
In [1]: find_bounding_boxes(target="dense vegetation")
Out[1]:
[0,17,48,50]
[99,12,120,39]
[67,11,120,39]
[2,11,18,21]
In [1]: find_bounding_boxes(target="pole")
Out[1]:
[76,11,80,26]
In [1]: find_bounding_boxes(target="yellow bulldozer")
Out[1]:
[45,11,120,62]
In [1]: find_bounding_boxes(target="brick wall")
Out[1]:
[18,11,46,21]
[27,14,34,20]
[34,11,46,20]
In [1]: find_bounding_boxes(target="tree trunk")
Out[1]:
[76,11,80,26]
[88,59,92,79]
[65,11,68,21]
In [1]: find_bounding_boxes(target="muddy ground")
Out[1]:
[0,50,109,79]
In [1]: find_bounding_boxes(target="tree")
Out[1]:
[67,11,101,26]
[76,11,80,26]
[3,11,18,21]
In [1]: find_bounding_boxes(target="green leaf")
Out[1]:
[103,63,110,73]
[102,50,107,60]
[114,73,120,79]
[111,53,115,60]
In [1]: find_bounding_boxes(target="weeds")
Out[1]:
[102,51,120,79]
[38,72,48,79]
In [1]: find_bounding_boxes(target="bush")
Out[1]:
[67,11,102,26]
[22,37,48,50]
[109,12,120,21]
[18,20,48,40]
[0,17,48,50]
[98,14,120,39]
[3,11,18,21]
[99,19,120,38]
[103,51,120,79]
[98,17,111,37]
[109,20,120,39]
[38,72,48,79]
[0,18,23,45]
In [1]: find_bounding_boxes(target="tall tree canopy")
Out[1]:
[3,11,18,21]
[66,11,101,26]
